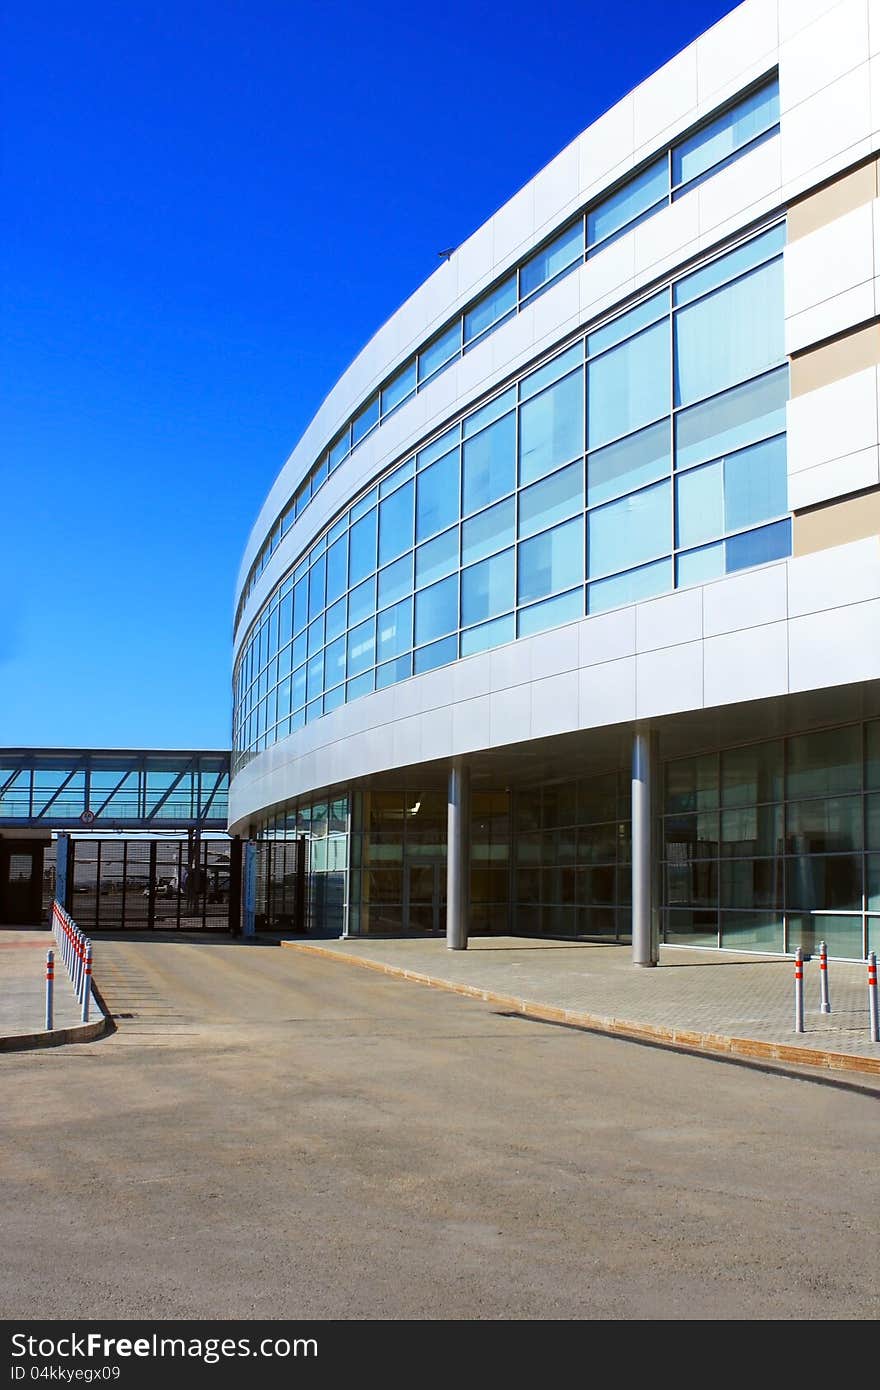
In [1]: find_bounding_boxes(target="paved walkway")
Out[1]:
[0,929,106,1049]
[280,935,880,1078]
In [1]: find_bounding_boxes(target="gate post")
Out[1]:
[228,837,242,936]
[242,840,257,938]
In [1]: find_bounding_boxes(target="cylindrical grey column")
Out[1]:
[632,729,658,967]
[447,759,469,951]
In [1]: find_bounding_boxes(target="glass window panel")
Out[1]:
[588,557,670,612]
[461,497,514,565]
[414,634,457,674]
[278,590,293,644]
[328,515,347,542]
[323,684,344,714]
[673,82,780,191]
[789,913,863,959]
[326,534,348,604]
[665,908,719,948]
[723,435,787,533]
[292,664,306,710]
[325,596,346,642]
[381,360,417,415]
[347,670,375,702]
[306,652,323,701]
[676,542,723,588]
[305,698,322,723]
[866,792,880,849]
[378,552,412,608]
[378,478,414,566]
[720,859,782,909]
[278,641,293,678]
[587,290,668,358]
[520,344,583,403]
[787,795,862,852]
[517,586,583,637]
[418,321,462,382]
[416,448,460,541]
[787,726,862,799]
[587,158,668,247]
[325,635,346,688]
[416,527,459,588]
[377,597,413,663]
[674,259,784,407]
[517,516,583,605]
[462,412,516,514]
[725,518,790,573]
[461,547,514,626]
[868,853,880,911]
[292,630,307,668]
[376,654,412,690]
[666,754,719,812]
[417,424,459,470]
[308,555,326,619]
[313,458,328,490]
[352,393,379,444]
[414,574,458,645]
[379,458,414,498]
[664,811,719,856]
[519,370,584,485]
[588,478,670,577]
[520,221,584,298]
[785,857,862,912]
[464,274,516,343]
[348,509,378,585]
[460,613,514,656]
[587,321,669,449]
[463,387,517,440]
[866,722,880,789]
[722,740,783,807]
[675,365,788,471]
[347,618,375,677]
[348,576,375,628]
[519,460,583,539]
[719,911,783,952]
[351,487,377,522]
[676,461,723,549]
[329,429,350,469]
[307,615,324,657]
[720,805,783,857]
[588,419,669,506]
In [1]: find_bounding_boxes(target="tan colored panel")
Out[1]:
[790,322,880,397]
[793,488,880,555]
[787,159,879,242]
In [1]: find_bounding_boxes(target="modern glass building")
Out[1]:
[229,0,880,962]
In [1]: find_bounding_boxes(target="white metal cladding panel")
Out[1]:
[237,0,880,602]
[784,199,877,354]
[228,538,880,831]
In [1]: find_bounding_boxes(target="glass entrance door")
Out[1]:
[404,860,445,934]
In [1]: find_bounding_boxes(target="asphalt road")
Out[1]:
[2,935,878,1320]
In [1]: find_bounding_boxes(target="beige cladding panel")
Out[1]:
[793,488,880,556]
[787,159,879,243]
[790,322,880,398]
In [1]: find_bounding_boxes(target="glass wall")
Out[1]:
[256,794,349,933]
[235,76,780,631]
[348,786,448,935]
[663,720,880,959]
[234,221,788,769]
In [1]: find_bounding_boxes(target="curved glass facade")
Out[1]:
[233,222,789,771]
[234,75,780,633]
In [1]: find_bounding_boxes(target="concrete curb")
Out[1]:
[0,1015,109,1054]
[280,939,880,1079]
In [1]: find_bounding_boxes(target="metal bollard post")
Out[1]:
[819,940,831,1014]
[45,950,54,1032]
[81,941,92,1024]
[794,947,805,1033]
[74,931,83,999]
[869,952,879,1044]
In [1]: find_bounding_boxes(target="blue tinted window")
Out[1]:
[518,587,583,638]
[587,291,667,357]
[376,654,412,689]
[588,479,671,577]
[419,321,462,381]
[676,543,724,588]
[378,552,412,608]
[325,635,346,687]
[417,425,459,470]
[588,419,669,506]
[326,534,348,604]
[725,519,791,572]
[724,436,788,532]
[329,429,350,469]
[381,360,417,415]
[307,652,323,700]
[464,274,516,343]
[415,574,458,645]
[463,387,516,439]
[307,615,324,657]
[461,548,514,626]
[462,412,516,514]
[308,555,326,619]
[519,461,583,539]
[348,576,375,628]
[673,80,779,190]
[377,598,413,663]
[414,634,457,674]
[520,344,583,402]
[378,478,414,566]
[325,597,346,642]
[674,225,785,308]
[460,613,514,656]
[519,370,583,485]
[347,670,375,701]
[587,158,668,247]
[461,497,514,565]
[588,321,669,449]
[352,393,379,444]
[674,259,784,407]
[417,449,460,541]
[293,578,308,634]
[517,517,583,604]
[675,366,787,471]
[379,458,414,498]
[348,509,378,584]
[416,527,458,588]
[520,221,584,298]
[676,461,723,549]
[588,557,671,613]
[347,618,375,676]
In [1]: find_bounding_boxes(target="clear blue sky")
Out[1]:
[1,0,738,750]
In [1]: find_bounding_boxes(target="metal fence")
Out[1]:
[54,837,240,932]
